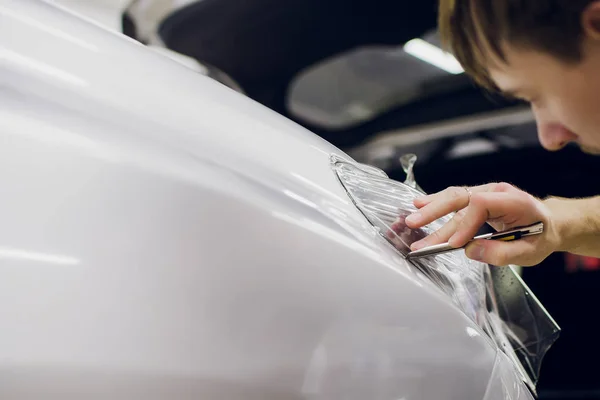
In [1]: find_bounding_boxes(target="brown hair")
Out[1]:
[438,0,594,90]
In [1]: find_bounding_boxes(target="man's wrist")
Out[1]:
[543,196,600,255]
[543,196,573,252]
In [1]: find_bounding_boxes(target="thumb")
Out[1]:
[465,239,538,267]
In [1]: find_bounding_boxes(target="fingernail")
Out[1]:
[466,244,485,261]
[405,213,421,225]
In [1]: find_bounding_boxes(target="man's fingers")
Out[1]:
[408,183,499,228]
[465,238,539,267]
[406,181,548,267]
[410,210,465,250]
[493,182,520,194]
[413,194,432,208]
[447,191,534,248]
[407,186,468,227]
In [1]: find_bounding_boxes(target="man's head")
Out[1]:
[438,0,600,154]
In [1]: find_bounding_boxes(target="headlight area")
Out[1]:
[332,156,560,396]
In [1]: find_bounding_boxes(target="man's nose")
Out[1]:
[535,120,578,151]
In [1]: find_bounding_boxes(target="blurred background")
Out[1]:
[51,1,600,398]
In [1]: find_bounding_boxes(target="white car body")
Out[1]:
[0,1,534,399]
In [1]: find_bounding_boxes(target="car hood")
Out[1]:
[4,0,353,192]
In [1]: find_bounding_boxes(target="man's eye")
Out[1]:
[504,93,527,103]
[518,94,540,106]
[520,95,533,103]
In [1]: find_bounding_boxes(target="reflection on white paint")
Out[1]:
[269,211,417,281]
[0,4,99,51]
[0,247,80,265]
[43,0,129,32]
[1,110,108,157]
[291,172,344,201]
[272,211,374,257]
[0,48,88,87]
[466,327,481,338]
[283,189,318,209]
[404,38,464,75]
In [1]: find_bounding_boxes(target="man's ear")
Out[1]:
[582,1,600,41]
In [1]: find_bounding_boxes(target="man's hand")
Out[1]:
[404,182,561,266]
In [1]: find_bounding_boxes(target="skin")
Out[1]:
[404,2,600,266]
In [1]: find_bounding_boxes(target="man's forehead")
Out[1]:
[483,42,535,95]
[488,66,522,96]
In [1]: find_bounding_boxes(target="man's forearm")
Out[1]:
[544,195,600,258]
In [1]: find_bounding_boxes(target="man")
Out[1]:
[405,0,600,267]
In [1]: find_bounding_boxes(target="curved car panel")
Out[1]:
[1,1,534,399]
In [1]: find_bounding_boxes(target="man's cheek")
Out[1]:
[580,144,600,155]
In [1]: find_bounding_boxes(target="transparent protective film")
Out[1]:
[333,157,560,393]
[488,266,561,388]
[482,351,536,400]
